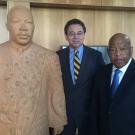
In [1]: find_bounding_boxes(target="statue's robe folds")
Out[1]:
[0,42,67,135]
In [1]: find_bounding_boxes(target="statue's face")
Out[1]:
[6,7,34,46]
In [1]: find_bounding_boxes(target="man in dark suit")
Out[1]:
[57,18,104,135]
[93,33,135,135]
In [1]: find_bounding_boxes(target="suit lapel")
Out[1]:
[105,64,113,105]
[64,47,74,86]
[111,59,135,101]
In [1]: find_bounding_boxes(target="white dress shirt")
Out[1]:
[111,58,132,85]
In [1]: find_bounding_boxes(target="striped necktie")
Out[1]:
[74,50,80,83]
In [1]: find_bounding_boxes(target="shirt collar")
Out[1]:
[69,45,84,55]
[112,58,132,73]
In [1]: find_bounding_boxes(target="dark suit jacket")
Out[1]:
[93,59,135,135]
[57,45,104,128]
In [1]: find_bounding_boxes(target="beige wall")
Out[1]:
[31,0,101,5]
[30,0,135,7]
[102,0,135,7]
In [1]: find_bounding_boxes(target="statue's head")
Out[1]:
[6,6,35,46]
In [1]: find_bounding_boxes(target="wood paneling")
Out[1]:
[94,10,135,55]
[3,0,135,7]
[2,0,135,10]
[7,0,30,10]
[102,0,135,7]
[31,7,96,46]
[31,7,135,58]
[94,10,124,44]
[30,0,101,6]
[31,7,94,51]
[1,1,135,57]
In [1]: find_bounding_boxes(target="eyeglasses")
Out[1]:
[67,31,84,37]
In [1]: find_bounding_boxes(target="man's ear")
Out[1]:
[131,46,133,56]
[107,47,110,57]
[65,34,68,41]
[6,23,9,31]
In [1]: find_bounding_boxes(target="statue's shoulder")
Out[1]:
[0,42,10,53]
[0,42,8,48]
[0,42,11,62]
[32,43,56,56]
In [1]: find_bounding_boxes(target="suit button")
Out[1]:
[108,111,112,114]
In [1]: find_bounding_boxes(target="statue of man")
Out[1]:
[0,6,67,135]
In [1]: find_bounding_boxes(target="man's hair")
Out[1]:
[64,18,86,35]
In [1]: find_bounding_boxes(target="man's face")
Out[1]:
[65,24,85,49]
[108,38,133,68]
[6,7,34,46]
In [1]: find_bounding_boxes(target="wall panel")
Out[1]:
[0,6,8,43]
[1,3,135,57]
[102,0,135,7]
[31,7,94,51]
[31,7,135,58]
[31,0,101,6]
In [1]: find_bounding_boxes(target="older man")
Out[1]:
[0,6,67,135]
[92,33,135,135]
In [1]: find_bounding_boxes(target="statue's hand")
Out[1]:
[54,126,64,135]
